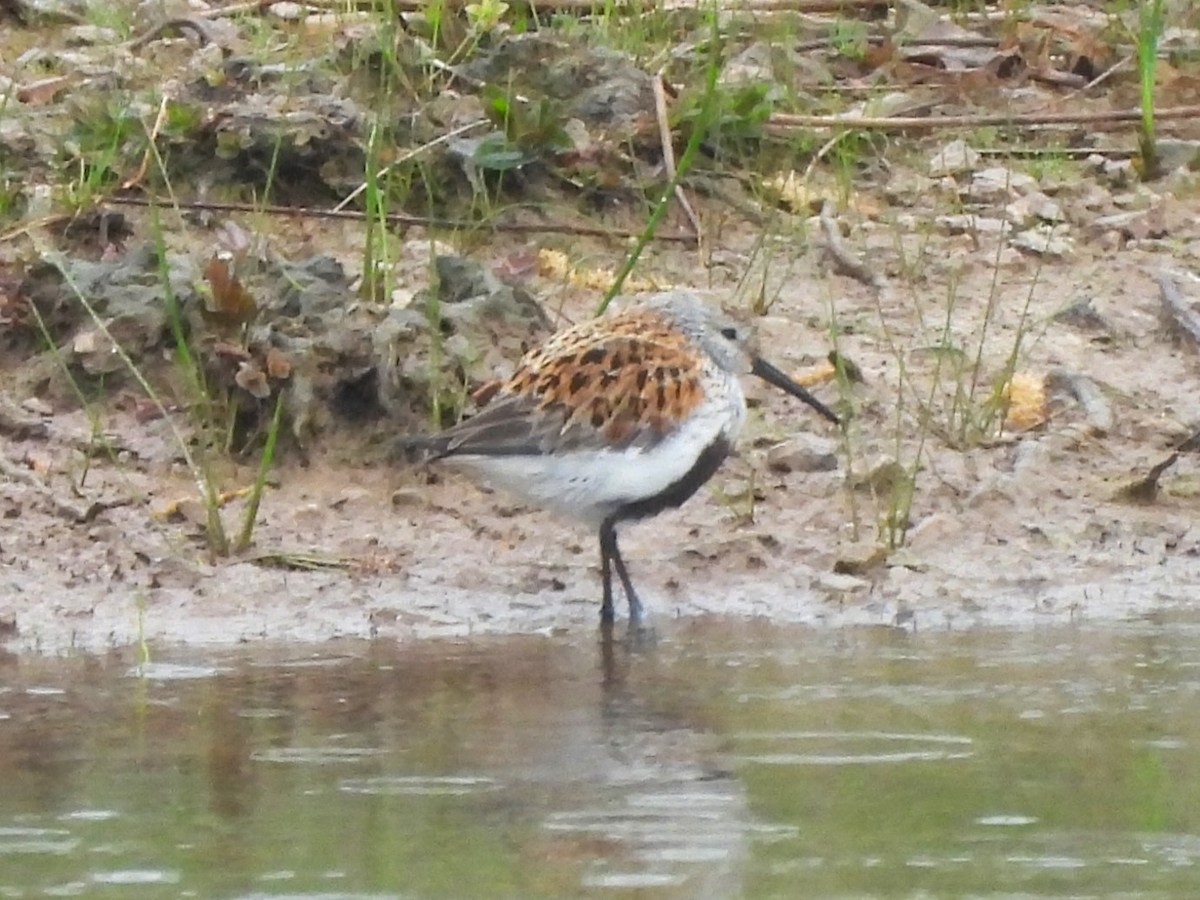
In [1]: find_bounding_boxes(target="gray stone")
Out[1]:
[1012,226,1073,257]
[928,139,979,177]
[936,214,1010,236]
[967,166,1038,201]
[766,435,839,474]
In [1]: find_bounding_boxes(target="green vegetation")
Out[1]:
[1136,0,1166,177]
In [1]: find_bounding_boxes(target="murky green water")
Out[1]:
[3,617,1200,898]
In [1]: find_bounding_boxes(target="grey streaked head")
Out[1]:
[640,290,757,376]
[640,290,840,426]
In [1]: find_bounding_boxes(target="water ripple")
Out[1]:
[252,747,386,765]
[0,826,80,855]
[729,730,973,766]
[338,776,500,796]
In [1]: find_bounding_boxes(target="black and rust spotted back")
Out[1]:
[504,306,709,448]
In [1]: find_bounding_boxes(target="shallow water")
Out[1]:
[3,616,1200,898]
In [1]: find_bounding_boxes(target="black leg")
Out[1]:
[600,519,642,622]
[599,524,615,623]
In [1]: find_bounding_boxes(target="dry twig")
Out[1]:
[1045,370,1113,436]
[126,16,219,50]
[334,118,490,212]
[653,73,702,242]
[105,196,697,242]
[1157,269,1200,347]
[769,104,1200,133]
[819,201,883,291]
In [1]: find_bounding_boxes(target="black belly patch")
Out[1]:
[613,436,732,524]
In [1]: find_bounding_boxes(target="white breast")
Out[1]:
[449,373,746,527]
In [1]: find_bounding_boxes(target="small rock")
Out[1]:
[1072,181,1114,212]
[936,214,1009,236]
[65,25,120,45]
[1011,226,1073,257]
[1101,158,1136,188]
[928,139,979,177]
[1004,191,1063,227]
[883,172,941,206]
[815,571,871,593]
[1052,295,1110,332]
[832,544,888,576]
[1111,188,1156,209]
[851,458,908,495]
[721,42,776,85]
[1091,209,1147,233]
[1156,139,1200,173]
[267,1,306,19]
[72,329,121,375]
[19,397,53,416]
[331,487,371,509]
[766,435,839,474]
[967,166,1038,201]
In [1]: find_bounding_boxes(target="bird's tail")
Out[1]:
[391,435,452,465]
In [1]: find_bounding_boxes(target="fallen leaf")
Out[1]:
[535,248,663,292]
[790,360,840,387]
[17,75,72,105]
[265,347,292,379]
[1003,372,1047,431]
[235,360,271,399]
[202,254,258,330]
[212,340,252,360]
[471,378,503,407]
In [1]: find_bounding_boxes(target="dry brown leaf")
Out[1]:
[235,360,271,399]
[212,340,252,360]
[24,454,51,475]
[790,361,837,387]
[471,378,504,407]
[154,486,251,521]
[265,347,292,380]
[1003,372,1047,431]
[17,76,72,105]
[202,254,258,330]
[535,249,663,293]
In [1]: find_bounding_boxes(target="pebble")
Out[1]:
[928,139,979,177]
[766,435,839,474]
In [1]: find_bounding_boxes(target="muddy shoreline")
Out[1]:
[4,4,1200,654]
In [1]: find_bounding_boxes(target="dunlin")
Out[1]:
[406,290,840,622]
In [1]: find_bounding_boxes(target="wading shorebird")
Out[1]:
[405,290,840,623]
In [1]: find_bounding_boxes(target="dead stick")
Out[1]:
[334,118,489,213]
[1045,56,1133,109]
[207,0,887,12]
[819,200,883,291]
[1157,269,1200,346]
[769,104,1200,131]
[678,0,886,10]
[525,0,887,10]
[126,17,219,49]
[653,73,702,241]
[104,195,697,242]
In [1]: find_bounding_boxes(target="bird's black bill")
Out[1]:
[751,357,841,426]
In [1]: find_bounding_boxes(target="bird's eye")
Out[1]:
[720,327,738,340]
